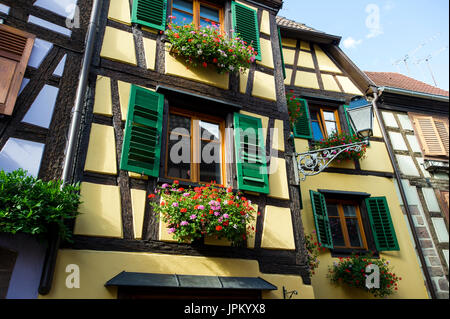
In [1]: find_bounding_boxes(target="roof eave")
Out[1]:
[379,86,450,102]
[278,24,342,45]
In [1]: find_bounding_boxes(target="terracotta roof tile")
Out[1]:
[365,72,449,97]
[276,16,321,33]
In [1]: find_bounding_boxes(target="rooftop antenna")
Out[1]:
[414,46,448,87]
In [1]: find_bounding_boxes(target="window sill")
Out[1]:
[330,248,379,259]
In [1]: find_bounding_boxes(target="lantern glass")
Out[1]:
[347,104,373,138]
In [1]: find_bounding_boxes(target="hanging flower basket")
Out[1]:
[305,231,322,275]
[164,18,257,75]
[312,132,367,163]
[327,253,401,298]
[286,91,303,127]
[150,181,257,246]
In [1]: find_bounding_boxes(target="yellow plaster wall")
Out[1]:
[295,71,320,90]
[84,123,117,175]
[39,249,313,299]
[284,68,293,85]
[93,76,112,117]
[74,182,123,238]
[239,69,249,94]
[256,38,274,69]
[372,112,383,138]
[281,37,297,48]
[107,0,131,25]
[300,174,429,299]
[314,45,341,74]
[321,74,342,92]
[273,119,285,152]
[268,157,289,200]
[260,10,271,36]
[142,37,156,70]
[336,75,363,95]
[359,141,394,173]
[100,27,137,66]
[300,41,311,51]
[118,80,131,121]
[261,206,295,250]
[165,45,229,90]
[252,71,277,101]
[282,47,296,65]
[297,51,315,69]
[131,189,146,240]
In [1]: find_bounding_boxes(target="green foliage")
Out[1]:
[0,169,81,242]
[150,181,256,246]
[286,91,303,127]
[165,18,257,74]
[313,131,368,162]
[305,232,321,275]
[327,253,401,298]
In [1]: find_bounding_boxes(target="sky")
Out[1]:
[279,0,449,91]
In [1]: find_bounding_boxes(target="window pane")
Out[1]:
[173,0,193,13]
[325,121,337,136]
[343,205,357,217]
[200,5,219,21]
[0,138,45,177]
[346,219,363,247]
[311,122,324,141]
[200,140,221,184]
[200,19,214,28]
[329,217,345,247]
[200,121,219,141]
[167,135,191,180]
[323,111,336,121]
[326,204,339,217]
[169,114,191,134]
[172,9,193,25]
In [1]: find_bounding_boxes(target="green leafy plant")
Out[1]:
[327,253,401,298]
[150,181,257,246]
[286,91,303,127]
[164,17,257,74]
[304,231,322,275]
[0,169,81,242]
[313,131,367,163]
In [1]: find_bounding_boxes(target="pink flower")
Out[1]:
[223,214,229,219]
[190,214,197,220]
[168,228,176,234]
[180,221,189,226]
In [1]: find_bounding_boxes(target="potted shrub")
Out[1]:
[164,17,257,75]
[312,131,368,164]
[0,169,81,242]
[327,253,401,298]
[149,181,256,246]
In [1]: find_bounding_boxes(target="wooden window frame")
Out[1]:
[326,199,368,250]
[165,107,226,185]
[310,105,342,141]
[171,0,224,33]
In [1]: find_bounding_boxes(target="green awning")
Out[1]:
[105,272,277,291]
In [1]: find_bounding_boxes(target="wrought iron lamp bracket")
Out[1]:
[283,286,298,299]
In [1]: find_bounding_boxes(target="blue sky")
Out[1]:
[279,0,449,91]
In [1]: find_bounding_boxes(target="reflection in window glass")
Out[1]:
[28,15,72,37]
[200,121,219,141]
[22,85,59,128]
[346,219,363,247]
[0,138,45,177]
[53,54,67,76]
[311,110,324,141]
[28,38,53,68]
[172,0,193,25]
[329,217,345,247]
[34,0,77,19]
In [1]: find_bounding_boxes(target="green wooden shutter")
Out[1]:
[234,113,269,194]
[132,0,167,31]
[277,26,286,79]
[293,98,313,139]
[365,197,400,251]
[231,2,261,61]
[309,191,333,249]
[120,85,164,177]
[344,105,355,136]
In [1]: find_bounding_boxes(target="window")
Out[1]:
[326,200,368,250]
[165,108,225,185]
[171,0,224,31]
[410,113,449,157]
[310,106,341,141]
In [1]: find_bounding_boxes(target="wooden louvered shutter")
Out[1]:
[410,113,446,156]
[309,191,333,249]
[132,0,167,31]
[0,24,35,116]
[120,85,164,177]
[277,27,286,79]
[293,98,313,139]
[231,2,261,61]
[434,118,449,156]
[365,197,399,251]
[234,113,269,194]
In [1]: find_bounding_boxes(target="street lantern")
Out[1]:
[346,104,374,139]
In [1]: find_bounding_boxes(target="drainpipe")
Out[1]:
[371,88,436,299]
[38,0,103,295]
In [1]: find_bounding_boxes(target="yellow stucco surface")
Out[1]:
[93,76,112,117]
[297,51,315,69]
[314,45,341,74]
[239,69,249,94]
[372,112,383,138]
[256,38,274,69]
[284,68,293,85]
[300,174,429,299]
[294,138,309,153]
[142,37,156,70]
[84,123,117,175]
[165,45,229,90]
[252,71,277,101]
[336,75,363,95]
[239,110,269,145]
[273,119,285,152]
[117,80,131,121]
[268,157,290,200]
[39,249,313,299]
[131,189,146,240]
[74,182,123,238]
[282,37,297,48]
[300,41,311,51]
[261,206,295,250]
[282,47,296,65]
[260,10,271,35]
[321,74,342,92]
[295,71,320,90]
[107,0,131,25]
[100,27,137,66]
[359,141,394,173]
